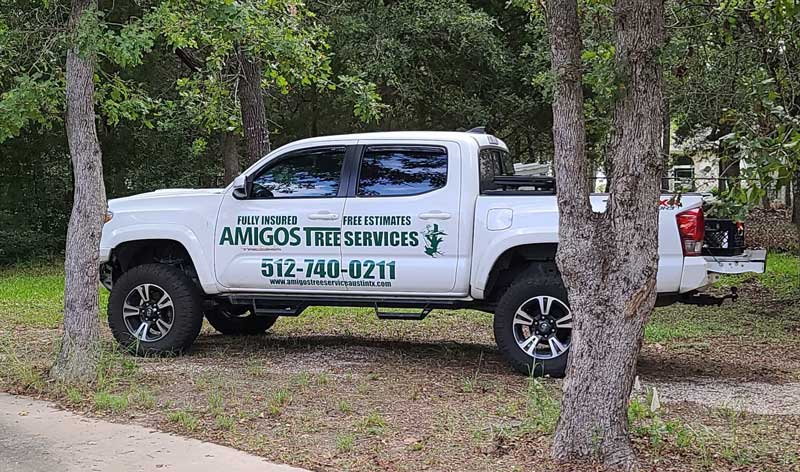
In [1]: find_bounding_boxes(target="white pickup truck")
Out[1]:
[99,129,766,377]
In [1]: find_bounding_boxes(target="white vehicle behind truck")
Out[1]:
[99,129,766,377]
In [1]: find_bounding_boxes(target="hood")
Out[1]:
[109,188,225,205]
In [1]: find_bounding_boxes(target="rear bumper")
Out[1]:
[704,249,767,275]
[679,256,709,293]
[678,249,767,294]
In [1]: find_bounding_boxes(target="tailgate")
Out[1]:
[705,249,767,274]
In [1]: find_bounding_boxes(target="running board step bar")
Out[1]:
[374,305,432,320]
[225,295,307,317]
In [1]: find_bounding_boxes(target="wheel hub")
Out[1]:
[536,320,553,336]
[141,302,161,321]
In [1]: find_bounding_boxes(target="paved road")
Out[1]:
[0,393,308,472]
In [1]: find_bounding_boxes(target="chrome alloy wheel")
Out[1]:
[122,283,175,342]
[512,295,572,360]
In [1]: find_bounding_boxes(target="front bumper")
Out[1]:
[99,246,111,264]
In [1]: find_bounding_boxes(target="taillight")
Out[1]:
[676,207,705,256]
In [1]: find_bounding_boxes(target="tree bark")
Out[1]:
[51,0,106,384]
[236,48,270,166]
[792,168,799,225]
[548,0,664,470]
[662,98,671,190]
[221,131,240,186]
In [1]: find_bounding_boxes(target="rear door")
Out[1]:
[339,141,462,294]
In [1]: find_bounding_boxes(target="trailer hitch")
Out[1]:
[680,287,738,306]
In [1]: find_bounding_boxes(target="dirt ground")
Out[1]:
[2,259,800,471]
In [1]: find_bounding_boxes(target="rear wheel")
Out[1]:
[205,302,277,335]
[494,264,572,377]
[108,264,204,356]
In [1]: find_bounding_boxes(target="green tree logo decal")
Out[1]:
[423,224,447,257]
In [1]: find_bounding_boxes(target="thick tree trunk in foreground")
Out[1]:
[221,131,240,186]
[793,169,799,224]
[236,48,270,165]
[51,0,106,384]
[548,0,664,469]
[662,98,671,190]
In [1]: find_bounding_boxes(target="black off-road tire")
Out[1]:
[494,263,570,378]
[108,264,204,356]
[204,303,277,335]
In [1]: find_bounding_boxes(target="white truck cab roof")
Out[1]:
[272,130,508,152]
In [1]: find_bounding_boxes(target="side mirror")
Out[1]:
[245,173,254,198]
[232,175,249,200]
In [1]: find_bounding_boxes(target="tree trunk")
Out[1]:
[792,168,799,225]
[662,98,671,190]
[236,48,270,166]
[51,0,106,384]
[548,0,664,470]
[221,131,240,186]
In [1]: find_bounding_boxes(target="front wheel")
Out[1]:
[494,264,572,377]
[108,264,204,356]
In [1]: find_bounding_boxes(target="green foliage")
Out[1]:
[0,75,64,143]
[149,0,383,136]
[1,0,797,263]
[666,0,800,217]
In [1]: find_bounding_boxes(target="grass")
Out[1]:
[267,388,292,416]
[167,409,199,431]
[215,414,236,431]
[0,263,109,328]
[0,254,798,471]
[93,390,129,412]
[715,251,799,296]
[358,410,386,435]
[645,251,799,344]
[207,390,225,416]
[337,399,352,414]
[336,433,355,453]
[0,335,47,391]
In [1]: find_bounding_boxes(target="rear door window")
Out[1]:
[356,146,448,197]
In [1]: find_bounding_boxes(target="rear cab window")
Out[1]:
[479,148,515,192]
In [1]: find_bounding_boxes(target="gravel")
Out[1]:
[641,377,800,415]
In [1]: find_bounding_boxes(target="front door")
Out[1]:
[340,141,462,295]
[214,145,350,291]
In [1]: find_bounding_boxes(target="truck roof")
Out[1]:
[281,131,508,151]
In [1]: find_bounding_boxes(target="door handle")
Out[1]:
[309,211,339,220]
[418,211,452,220]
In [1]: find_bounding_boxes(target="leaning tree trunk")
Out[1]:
[221,131,240,186]
[236,48,270,165]
[51,0,106,384]
[548,0,664,469]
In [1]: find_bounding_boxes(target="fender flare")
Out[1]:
[101,224,220,294]
[471,229,559,298]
